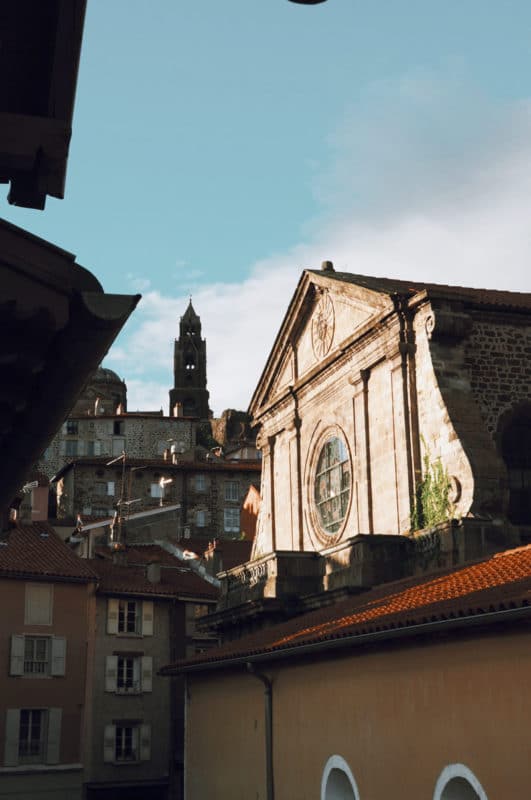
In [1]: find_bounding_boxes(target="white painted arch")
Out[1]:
[433,763,488,800]
[321,755,360,800]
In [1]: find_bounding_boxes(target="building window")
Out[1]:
[18,709,46,763]
[501,411,531,524]
[93,507,111,518]
[224,507,240,533]
[107,598,154,636]
[10,635,66,677]
[195,474,206,491]
[313,434,351,537]
[116,725,138,761]
[86,440,102,456]
[104,723,151,764]
[112,438,125,457]
[150,482,162,498]
[113,420,125,436]
[119,600,139,634]
[117,656,139,693]
[321,755,360,800]
[25,584,53,626]
[107,481,115,496]
[65,440,78,456]
[433,764,488,800]
[95,482,106,496]
[24,637,49,675]
[3,708,62,767]
[105,655,152,694]
[224,480,240,501]
[66,420,78,435]
[196,509,206,527]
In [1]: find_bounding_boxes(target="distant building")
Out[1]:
[53,453,261,542]
[0,522,97,800]
[83,544,217,800]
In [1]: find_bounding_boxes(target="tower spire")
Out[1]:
[169,301,210,419]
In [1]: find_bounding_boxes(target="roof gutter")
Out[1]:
[161,603,531,675]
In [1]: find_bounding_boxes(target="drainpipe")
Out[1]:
[246,662,274,800]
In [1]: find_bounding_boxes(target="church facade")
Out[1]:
[162,264,531,800]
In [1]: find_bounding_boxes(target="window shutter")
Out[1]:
[139,724,151,761]
[10,635,24,676]
[77,440,85,456]
[59,440,66,455]
[105,655,118,692]
[51,637,66,676]
[142,601,154,636]
[46,708,62,764]
[4,709,20,767]
[107,598,119,634]
[141,656,153,693]
[107,481,115,496]
[103,724,116,763]
[94,440,101,455]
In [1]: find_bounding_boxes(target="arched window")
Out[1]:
[321,755,359,800]
[433,764,488,800]
[500,408,531,524]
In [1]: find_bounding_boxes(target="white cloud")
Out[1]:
[105,74,531,416]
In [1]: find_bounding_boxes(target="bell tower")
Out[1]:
[169,300,211,418]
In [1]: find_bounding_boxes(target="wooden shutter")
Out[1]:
[46,708,62,764]
[51,637,66,676]
[141,656,153,693]
[103,724,115,763]
[10,635,24,676]
[141,601,154,636]
[105,655,118,692]
[4,709,20,767]
[139,724,151,761]
[107,598,119,634]
[94,440,101,455]
[77,440,85,456]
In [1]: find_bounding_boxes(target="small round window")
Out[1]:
[314,435,351,536]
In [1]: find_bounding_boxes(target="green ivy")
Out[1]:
[411,442,452,532]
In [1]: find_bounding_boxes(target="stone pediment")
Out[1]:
[250,268,394,415]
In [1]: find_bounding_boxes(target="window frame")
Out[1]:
[224,480,240,501]
[223,507,240,533]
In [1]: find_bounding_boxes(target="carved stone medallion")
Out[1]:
[312,291,335,360]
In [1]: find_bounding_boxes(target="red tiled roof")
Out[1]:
[55,457,261,477]
[0,522,97,582]
[89,548,218,599]
[161,545,531,673]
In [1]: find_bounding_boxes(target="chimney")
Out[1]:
[321,260,335,272]
[146,561,161,584]
[204,539,223,576]
[173,402,183,418]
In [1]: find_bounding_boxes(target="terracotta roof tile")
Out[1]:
[162,545,531,672]
[0,522,97,581]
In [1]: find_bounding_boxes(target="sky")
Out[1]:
[4,1,531,415]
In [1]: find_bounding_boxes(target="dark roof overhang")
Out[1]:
[0,219,140,518]
[0,0,87,208]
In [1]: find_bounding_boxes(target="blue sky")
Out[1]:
[4,1,531,413]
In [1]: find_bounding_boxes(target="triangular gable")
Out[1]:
[250,269,397,416]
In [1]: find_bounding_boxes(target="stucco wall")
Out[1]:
[185,627,530,799]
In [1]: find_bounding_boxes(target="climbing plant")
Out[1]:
[411,441,452,532]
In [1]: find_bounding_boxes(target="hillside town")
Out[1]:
[2,4,531,800]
